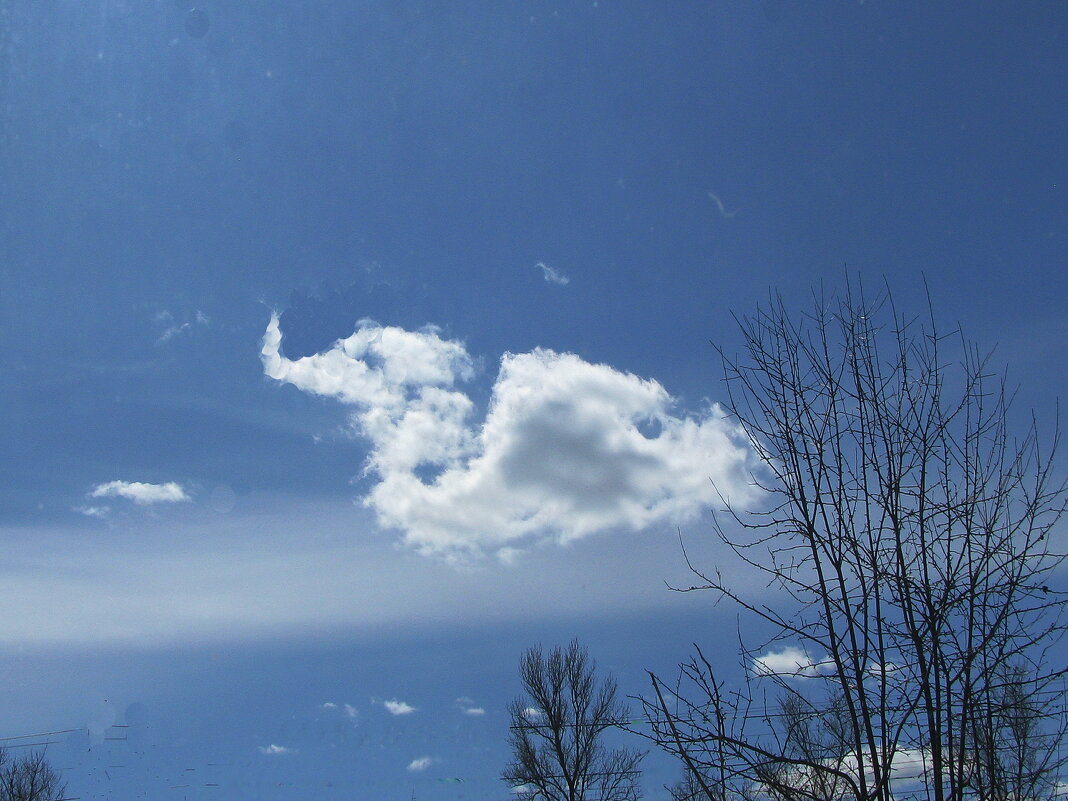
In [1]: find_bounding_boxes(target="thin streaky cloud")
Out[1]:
[75,505,110,518]
[707,190,738,219]
[258,744,294,755]
[90,481,190,505]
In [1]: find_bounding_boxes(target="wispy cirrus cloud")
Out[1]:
[320,702,359,721]
[75,505,110,518]
[258,744,294,755]
[262,315,754,561]
[536,261,569,286]
[154,309,209,345]
[90,481,190,505]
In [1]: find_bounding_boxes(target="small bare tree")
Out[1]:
[0,749,66,801]
[644,284,1068,801]
[503,640,645,801]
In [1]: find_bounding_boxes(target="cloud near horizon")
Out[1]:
[262,314,754,560]
[753,646,835,680]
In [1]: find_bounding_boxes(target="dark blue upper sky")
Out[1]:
[1,2,1066,799]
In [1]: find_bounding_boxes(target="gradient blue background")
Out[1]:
[1,2,1066,799]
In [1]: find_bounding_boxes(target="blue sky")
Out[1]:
[1,2,1066,799]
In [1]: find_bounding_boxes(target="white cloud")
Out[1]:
[90,481,190,505]
[407,756,433,772]
[261,315,754,560]
[536,261,570,285]
[456,697,485,716]
[521,707,543,721]
[319,701,358,720]
[753,646,835,679]
[383,699,416,716]
[258,744,294,755]
[75,505,110,518]
[767,746,931,797]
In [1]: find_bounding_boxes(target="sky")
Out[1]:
[1,1,1067,799]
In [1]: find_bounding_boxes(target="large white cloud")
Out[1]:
[262,315,753,560]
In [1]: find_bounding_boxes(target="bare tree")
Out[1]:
[503,640,645,801]
[0,749,66,801]
[644,284,1068,801]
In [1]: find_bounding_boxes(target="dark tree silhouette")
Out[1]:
[0,750,66,801]
[504,640,644,801]
[644,284,1068,801]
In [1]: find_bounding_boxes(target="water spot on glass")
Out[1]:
[184,8,210,38]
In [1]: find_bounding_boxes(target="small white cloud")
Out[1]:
[319,700,358,720]
[383,699,417,716]
[521,707,543,721]
[753,646,834,679]
[195,310,210,326]
[90,481,190,505]
[258,744,294,755]
[75,505,110,518]
[456,697,485,716]
[407,756,434,773]
[536,261,570,286]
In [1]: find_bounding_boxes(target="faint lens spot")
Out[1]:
[210,484,236,513]
[185,7,210,38]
